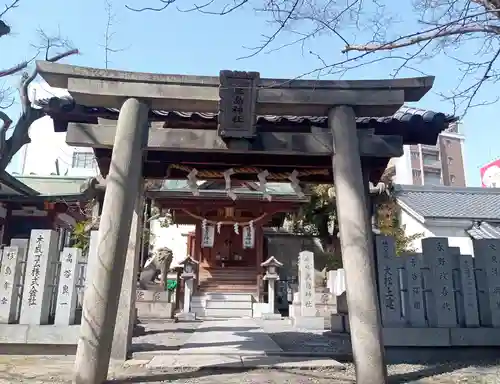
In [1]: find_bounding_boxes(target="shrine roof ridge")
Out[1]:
[37,97,456,146]
[36,96,457,124]
[36,61,434,101]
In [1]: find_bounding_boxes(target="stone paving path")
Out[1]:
[178,318,283,354]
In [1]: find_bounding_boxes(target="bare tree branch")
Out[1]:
[100,0,129,68]
[0,0,20,38]
[126,0,500,115]
[0,30,78,171]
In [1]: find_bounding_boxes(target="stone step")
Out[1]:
[198,286,256,293]
[199,280,255,285]
[204,300,253,309]
[200,272,256,279]
[193,292,253,302]
[193,307,253,318]
[199,281,255,287]
[200,268,256,274]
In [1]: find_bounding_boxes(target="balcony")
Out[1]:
[423,161,441,170]
[420,144,439,152]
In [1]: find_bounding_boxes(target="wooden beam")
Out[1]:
[66,123,403,158]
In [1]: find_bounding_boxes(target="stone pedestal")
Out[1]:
[136,290,174,318]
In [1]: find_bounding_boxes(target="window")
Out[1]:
[450,175,456,183]
[411,151,419,159]
[72,152,96,169]
[447,156,453,165]
[412,169,421,178]
[424,171,441,186]
[446,139,452,147]
[423,153,439,165]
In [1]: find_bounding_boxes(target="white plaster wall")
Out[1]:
[399,209,474,255]
[150,221,195,267]
[393,145,413,185]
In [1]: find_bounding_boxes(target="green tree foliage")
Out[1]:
[71,220,91,254]
[289,182,423,270]
[377,198,423,255]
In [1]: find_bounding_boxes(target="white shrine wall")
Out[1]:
[399,209,475,255]
[149,221,195,267]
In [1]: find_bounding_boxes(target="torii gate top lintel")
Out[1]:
[36,61,454,183]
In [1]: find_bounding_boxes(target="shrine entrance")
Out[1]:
[202,224,255,268]
[37,62,452,384]
[147,180,306,295]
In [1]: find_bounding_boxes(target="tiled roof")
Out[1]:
[36,97,457,145]
[393,185,500,221]
[467,222,500,239]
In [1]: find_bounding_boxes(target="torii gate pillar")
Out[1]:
[73,98,149,384]
[329,105,387,384]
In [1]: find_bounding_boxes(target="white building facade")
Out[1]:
[17,83,99,178]
[393,123,467,187]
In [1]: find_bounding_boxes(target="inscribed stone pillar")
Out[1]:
[422,238,458,328]
[375,236,404,327]
[458,254,480,327]
[473,239,500,327]
[403,252,426,327]
[0,246,22,323]
[111,190,144,360]
[19,230,59,325]
[55,248,81,325]
[329,105,386,384]
[299,250,316,317]
[73,98,148,384]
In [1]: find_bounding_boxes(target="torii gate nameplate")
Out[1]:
[218,70,259,139]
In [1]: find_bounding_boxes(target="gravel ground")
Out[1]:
[0,356,500,383]
[256,318,352,354]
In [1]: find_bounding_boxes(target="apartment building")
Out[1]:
[394,122,466,186]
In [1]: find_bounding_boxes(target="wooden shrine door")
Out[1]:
[201,225,256,268]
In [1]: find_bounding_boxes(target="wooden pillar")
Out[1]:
[194,224,202,263]
[329,106,387,384]
[255,225,264,302]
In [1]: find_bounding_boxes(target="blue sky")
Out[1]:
[1,0,497,185]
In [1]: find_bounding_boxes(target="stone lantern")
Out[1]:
[260,256,283,319]
[178,256,199,320]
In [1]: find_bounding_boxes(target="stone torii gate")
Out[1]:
[36,62,450,384]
